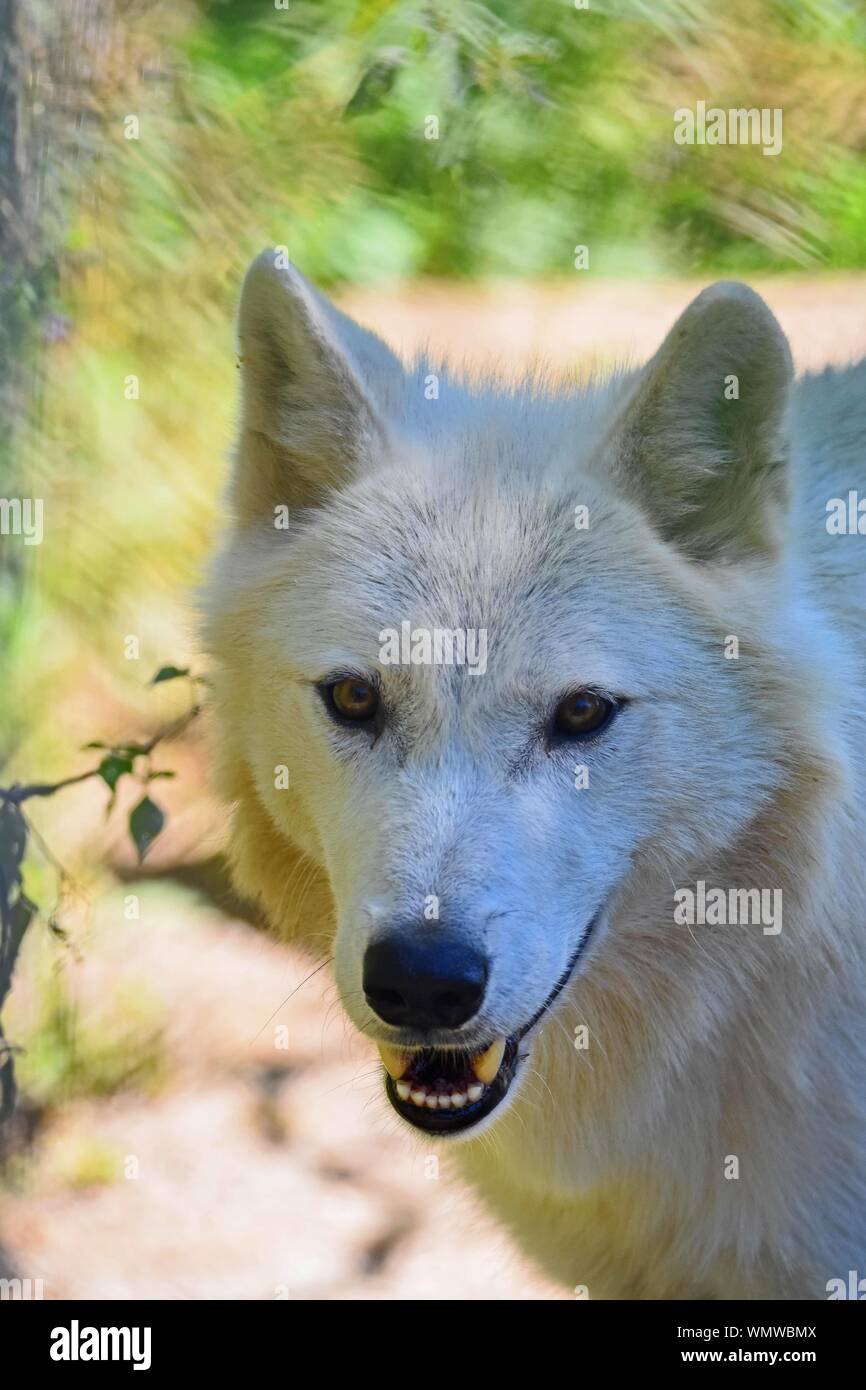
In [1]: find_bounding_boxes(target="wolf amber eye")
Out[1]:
[552,690,615,737]
[329,677,379,722]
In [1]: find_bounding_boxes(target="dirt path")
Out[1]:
[340,275,866,376]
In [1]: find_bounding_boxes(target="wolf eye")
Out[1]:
[325,677,379,724]
[552,689,616,738]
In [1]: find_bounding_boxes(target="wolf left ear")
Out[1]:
[231,250,403,523]
[603,282,793,560]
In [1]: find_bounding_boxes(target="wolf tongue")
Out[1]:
[471,1038,506,1085]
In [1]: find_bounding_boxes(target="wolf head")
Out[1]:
[205,252,833,1139]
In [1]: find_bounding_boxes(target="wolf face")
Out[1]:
[205,252,817,1141]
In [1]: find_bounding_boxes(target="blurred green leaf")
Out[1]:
[98,754,134,793]
[129,797,166,862]
[150,665,190,685]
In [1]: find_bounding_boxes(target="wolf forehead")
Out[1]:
[274,463,655,637]
[290,460,623,599]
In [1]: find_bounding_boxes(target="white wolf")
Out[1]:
[204,251,866,1299]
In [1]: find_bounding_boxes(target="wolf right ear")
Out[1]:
[231,250,404,524]
[602,282,793,561]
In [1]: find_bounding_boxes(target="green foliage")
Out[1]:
[129,797,166,863]
[90,0,866,287]
[98,754,135,793]
[151,666,191,685]
[0,667,198,1122]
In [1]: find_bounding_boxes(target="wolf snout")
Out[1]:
[362,931,488,1030]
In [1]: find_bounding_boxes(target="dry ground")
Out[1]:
[341,274,866,377]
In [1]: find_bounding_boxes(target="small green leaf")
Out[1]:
[98,754,133,792]
[129,797,165,862]
[147,770,176,781]
[150,665,190,685]
[82,741,107,750]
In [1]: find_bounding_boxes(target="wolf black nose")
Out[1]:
[363,934,488,1030]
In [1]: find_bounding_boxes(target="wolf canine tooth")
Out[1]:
[472,1038,506,1085]
[377,1044,408,1080]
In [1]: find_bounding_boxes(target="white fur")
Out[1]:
[204,252,866,1298]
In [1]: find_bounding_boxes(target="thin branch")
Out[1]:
[0,703,201,806]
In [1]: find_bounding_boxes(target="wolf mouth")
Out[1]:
[382,1036,519,1134]
[380,913,600,1136]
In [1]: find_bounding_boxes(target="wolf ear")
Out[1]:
[231,250,403,523]
[603,282,793,560]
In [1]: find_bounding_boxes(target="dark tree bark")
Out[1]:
[0,0,118,1122]
[1,0,115,482]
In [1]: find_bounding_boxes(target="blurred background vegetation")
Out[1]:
[1,0,866,1291]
